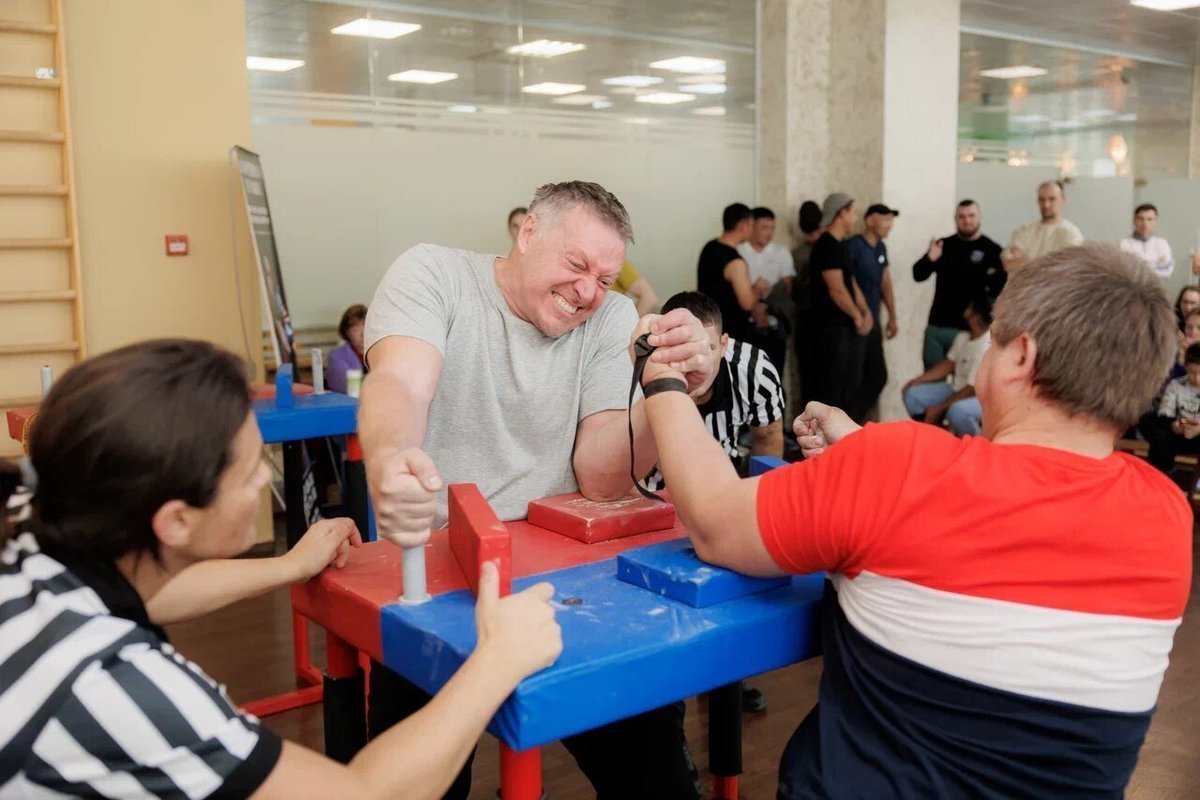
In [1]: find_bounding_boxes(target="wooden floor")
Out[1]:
[167,525,1200,799]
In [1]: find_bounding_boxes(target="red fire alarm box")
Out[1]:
[165,235,189,256]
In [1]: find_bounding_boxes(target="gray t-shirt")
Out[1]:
[365,243,639,528]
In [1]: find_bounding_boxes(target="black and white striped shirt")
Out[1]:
[643,338,784,491]
[0,531,281,799]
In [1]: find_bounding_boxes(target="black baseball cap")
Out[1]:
[865,203,900,217]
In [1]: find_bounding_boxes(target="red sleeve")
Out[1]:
[755,422,921,575]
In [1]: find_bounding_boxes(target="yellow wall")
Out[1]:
[61,0,271,541]
[63,0,262,364]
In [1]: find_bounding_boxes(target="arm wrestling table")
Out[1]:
[292,469,823,800]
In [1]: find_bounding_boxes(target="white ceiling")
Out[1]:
[244,0,756,123]
[962,0,1200,67]
[243,0,1200,147]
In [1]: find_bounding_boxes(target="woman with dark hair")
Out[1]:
[1174,285,1200,331]
[329,304,367,394]
[0,339,561,799]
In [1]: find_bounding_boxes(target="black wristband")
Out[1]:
[642,377,688,398]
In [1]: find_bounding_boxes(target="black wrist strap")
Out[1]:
[630,334,666,502]
[643,377,688,398]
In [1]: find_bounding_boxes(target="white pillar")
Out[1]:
[759,0,961,420]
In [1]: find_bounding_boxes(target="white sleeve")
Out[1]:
[945,332,967,364]
[1160,382,1180,418]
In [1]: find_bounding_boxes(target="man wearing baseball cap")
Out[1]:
[846,203,900,421]
[807,193,872,413]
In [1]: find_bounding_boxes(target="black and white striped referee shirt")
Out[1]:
[0,531,281,799]
[643,337,784,491]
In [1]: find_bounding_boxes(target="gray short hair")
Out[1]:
[991,242,1176,430]
[528,181,635,244]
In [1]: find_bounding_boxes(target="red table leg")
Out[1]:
[238,609,324,718]
[293,611,322,685]
[713,775,739,799]
[499,743,543,800]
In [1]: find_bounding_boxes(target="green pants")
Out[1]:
[923,325,961,369]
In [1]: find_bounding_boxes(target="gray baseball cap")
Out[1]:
[820,193,854,227]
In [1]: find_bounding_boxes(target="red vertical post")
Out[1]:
[292,612,321,685]
[713,775,739,799]
[500,744,543,800]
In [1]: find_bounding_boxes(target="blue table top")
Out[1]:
[381,557,824,750]
[253,392,358,443]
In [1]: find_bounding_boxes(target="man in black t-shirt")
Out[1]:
[808,193,872,414]
[697,203,761,344]
[913,199,1006,368]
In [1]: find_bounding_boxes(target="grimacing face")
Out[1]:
[511,205,625,338]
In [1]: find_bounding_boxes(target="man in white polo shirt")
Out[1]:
[1120,203,1174,279]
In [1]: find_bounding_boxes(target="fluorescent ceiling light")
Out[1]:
[522,82,586,95]
[623,117,652,125]
[246,56,305,72]
[635,91,696,105]
[447,105,478,113]
[1050,119,1087,130]
[1080,108,1116,118]
[602,75,663,88]
[693,106,726,116]
[1130,1,1200,10]
[552,94,610,105]
[1011,113,1049,123]
[677,73,725,84]
[650,56,726,74]
[1115,112,1139,121]
[592,99,614,109]
[979,65,1048,79]
[331,19,421,39]
[388,69,458,84]
[683,83,726,95]
[506,39,586,58]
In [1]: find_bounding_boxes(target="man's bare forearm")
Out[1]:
[572,404,659,500]
[359,371,430,469]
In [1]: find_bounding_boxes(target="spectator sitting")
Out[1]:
[901,295,993,436]
[1147,342,1200,475]
[1174,285,1200,332]
[328,303,366,394]
[1169,308,1200,382]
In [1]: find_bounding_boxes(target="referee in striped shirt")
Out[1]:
[641,292,784,714]
[642,291,785,492]
[0,339,561,800]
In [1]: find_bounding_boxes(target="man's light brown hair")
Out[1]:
[991,243,1176,430]
[528,181,634,244]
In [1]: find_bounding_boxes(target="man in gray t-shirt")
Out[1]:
[360,181,713,800]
